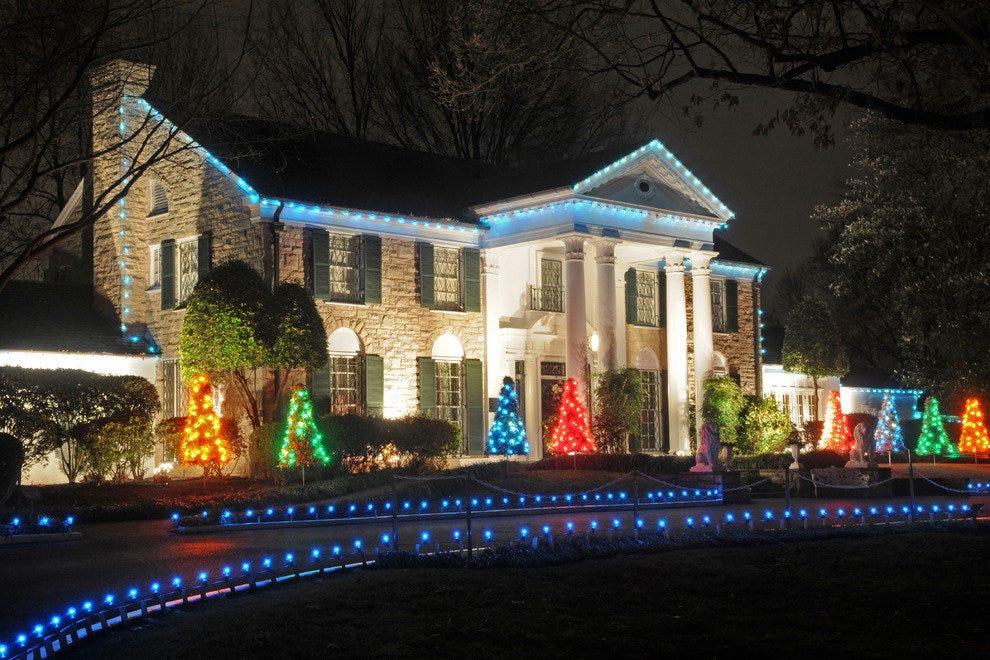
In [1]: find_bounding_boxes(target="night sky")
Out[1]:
[642,89,854,311]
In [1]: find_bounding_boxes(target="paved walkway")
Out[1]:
[1,493,985,643]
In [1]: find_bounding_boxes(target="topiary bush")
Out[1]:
[701,376,745,445]
[732,449,846,470]
[0,432,24,505]
[739,397,792,454]
[249,422,282,479]
[389,415,460,470]
[531,452,695,474]
[803,420,825,448]
[321,413,388,472]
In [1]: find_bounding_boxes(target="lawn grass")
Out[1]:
[71,529,989,658]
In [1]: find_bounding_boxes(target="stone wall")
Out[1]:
[713,280,760,395]
[281,227,486,417]
[625,324,666,370]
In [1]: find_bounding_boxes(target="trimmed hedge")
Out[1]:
[531,453,695,474]
[731,449,846,470]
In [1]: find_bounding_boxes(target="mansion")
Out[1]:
[3,61,769,481]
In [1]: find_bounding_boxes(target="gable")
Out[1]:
[571,141,734,221]
[583,162,716,219]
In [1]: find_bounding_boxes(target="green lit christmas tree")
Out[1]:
[914,396,959,458]
[279,386,331,484]
[487,377,529,459]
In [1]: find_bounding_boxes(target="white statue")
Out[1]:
[846,422,868,468]
[690,422,721,473]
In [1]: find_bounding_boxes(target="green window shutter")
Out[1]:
[197,232,212,282]
[463,248,481,312]
[312,229,330,300]
[160,239,175,310]
[726,279,739,332]
[362,235,382,304]
[364,354,384,416]
[624,267,638,324]
[465,359,484,454]
[310,366,331,415]
[418,358,436,416]
[418,242,434,309]
[658,270,666,327]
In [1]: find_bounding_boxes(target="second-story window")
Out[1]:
[531,258,563,312]
[434,247,462,311]
[177,237,199,305]
[636,270,659,326]
[329,233,361,303]
[711,279,727,332]
[150,245,161,288]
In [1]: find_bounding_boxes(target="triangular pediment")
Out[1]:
[584,162,716,219]
[572,140,734,221]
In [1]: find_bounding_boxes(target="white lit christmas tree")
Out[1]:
[872,392,905,462]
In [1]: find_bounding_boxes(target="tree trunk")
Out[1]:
[812,376,820,422]
[231,370,262,429]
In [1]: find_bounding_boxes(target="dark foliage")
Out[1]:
[531,453,695,474]
[0,432,24,505]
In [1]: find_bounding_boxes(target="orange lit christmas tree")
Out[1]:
[957,397,989,457]
[820,390,852,452]
[547,378,595,455]
[181,374,231,473]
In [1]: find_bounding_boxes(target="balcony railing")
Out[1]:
[529,285,564,313]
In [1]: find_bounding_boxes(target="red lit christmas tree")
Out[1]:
[957,397,989,457]
[181,374,231,473]
[820,390,852,452]
[547,378,595,455]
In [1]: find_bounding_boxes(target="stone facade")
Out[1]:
[280,228,484,417]
[77,60,766,476]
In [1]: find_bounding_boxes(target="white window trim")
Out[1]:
[149,244,161,290]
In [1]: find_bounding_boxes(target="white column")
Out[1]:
[595,241,618,372]
[482,253,504,394]
[563,237,588,401]
[664,255,690,453]
[691,256,714,443]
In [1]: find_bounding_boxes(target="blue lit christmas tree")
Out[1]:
[487,377,529,458]
[872,392,905,461]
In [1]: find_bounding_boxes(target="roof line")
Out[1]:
[571,138,735,221]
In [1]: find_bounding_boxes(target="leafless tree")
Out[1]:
[0,0,253,291]
[530,1,990,146]
[254,0,385,138]
[253,0,640,163]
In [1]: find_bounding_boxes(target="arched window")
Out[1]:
[711,352,728,376]
[636,348,663,452]
[636,347,660,371]
[323,328,363,414]
[431,333,464,426]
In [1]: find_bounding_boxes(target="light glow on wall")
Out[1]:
[0,350,158,380]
